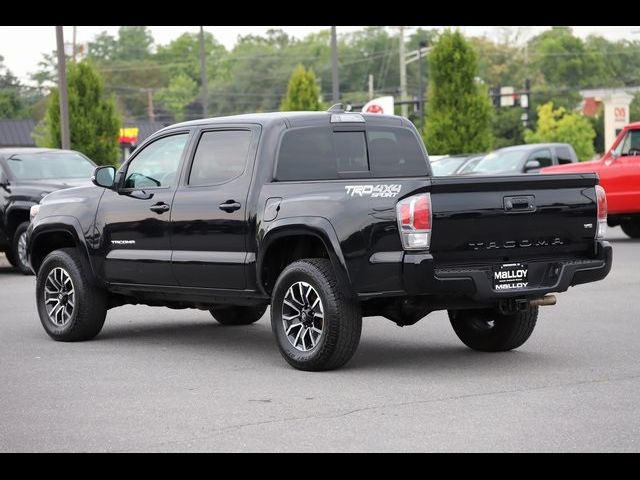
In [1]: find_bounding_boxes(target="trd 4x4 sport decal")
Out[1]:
[345,184,402,198]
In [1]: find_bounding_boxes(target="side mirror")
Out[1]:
[524,159,541,173]
[91,166,116,189]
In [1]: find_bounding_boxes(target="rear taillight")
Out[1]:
[595,185,607,240]
[396,193,432,250]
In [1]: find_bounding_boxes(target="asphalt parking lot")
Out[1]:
[0,227,637,452]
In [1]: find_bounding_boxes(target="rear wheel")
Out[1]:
[448,307,538,352]
[271,258,362,371]
[36,248,108,342]
[11,221,32,275]
[209,305,267,326]
[621,221,640,239]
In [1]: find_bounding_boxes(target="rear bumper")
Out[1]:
[403,241,612,301]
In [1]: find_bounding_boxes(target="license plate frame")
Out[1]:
[493,263,529,291]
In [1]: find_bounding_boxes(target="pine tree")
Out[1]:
[424,30,493,155]
[281,65,322,111]
[37,61,120,165]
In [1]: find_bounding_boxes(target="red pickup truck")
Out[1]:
[541,122,640,238]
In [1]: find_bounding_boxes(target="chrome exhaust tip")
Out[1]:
[529,295,557,307]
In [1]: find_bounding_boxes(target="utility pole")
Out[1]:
[368,74,374,100]
[331,26,340,103]
[147,89,155,122]
[398,26,408,118]
[523,42,531,128]
[72,26,77,62]
[55,26,70,150]
[418,40,427,131]
[199,26,208,118]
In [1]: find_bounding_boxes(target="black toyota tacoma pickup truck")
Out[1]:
[27,110,612,371]
[0,148,95,274]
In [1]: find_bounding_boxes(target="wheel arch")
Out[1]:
[29,216,93,276]
[5,202,33,237]
[257,217,353,297]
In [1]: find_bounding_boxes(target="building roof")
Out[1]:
[0,119,37,147]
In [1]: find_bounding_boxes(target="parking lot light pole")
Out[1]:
[55,26,70,150]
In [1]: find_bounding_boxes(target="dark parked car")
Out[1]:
[469,143,578,175]
[0,148,95,273]
[430,154,485,176]
[28,111,611,371]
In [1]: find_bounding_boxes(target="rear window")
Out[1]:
[556,146,574,164]
[367,127,428,177]
[275,126,427,181]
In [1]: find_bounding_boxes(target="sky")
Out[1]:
[1,26,638,84]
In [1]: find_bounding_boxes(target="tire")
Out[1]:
[209,305,267,326]
[271,258,362,371]
[448,306,538,352]
[621,221,640,239]
[11,221,33,275]
[36,248,107,342]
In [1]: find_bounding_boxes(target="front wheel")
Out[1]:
[36,248,108,342]
[11,221,33,275]
[209,305,267,326]
[448,307,538,352]
[621,221,640,239]
[271,259,362,371]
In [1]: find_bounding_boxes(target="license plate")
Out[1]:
[493,263,529,291]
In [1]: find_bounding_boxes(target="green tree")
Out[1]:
[37,61,120,165]
[589,107,605,155]
[424,30,493,154]
[630,92,640,122]
[280,65,322,111]
[156,73,198,121]
[529,27,604,89]
[116,26,154,61]
[88,31,118,62]
[155,32,227,85]
[0,55,24,118]
[524,102,595,161]
[492,107,525,148]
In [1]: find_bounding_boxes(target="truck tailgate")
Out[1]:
[429,173,599,265]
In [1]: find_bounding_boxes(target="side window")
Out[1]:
[619,129,640,156]
[368,127,428,177]
[556,146,574,164]
[124,134,188,189]
[276,127,335,181]
[189,130,252,186]
[528,149,553,168]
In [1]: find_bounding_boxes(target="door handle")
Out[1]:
[219,200,241,212]
[149,202,170,214]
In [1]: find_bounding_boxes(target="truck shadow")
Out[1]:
[96,317,546,372]
[97,319,284,366]
[351,338,546,372]
[0,266,18,275]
